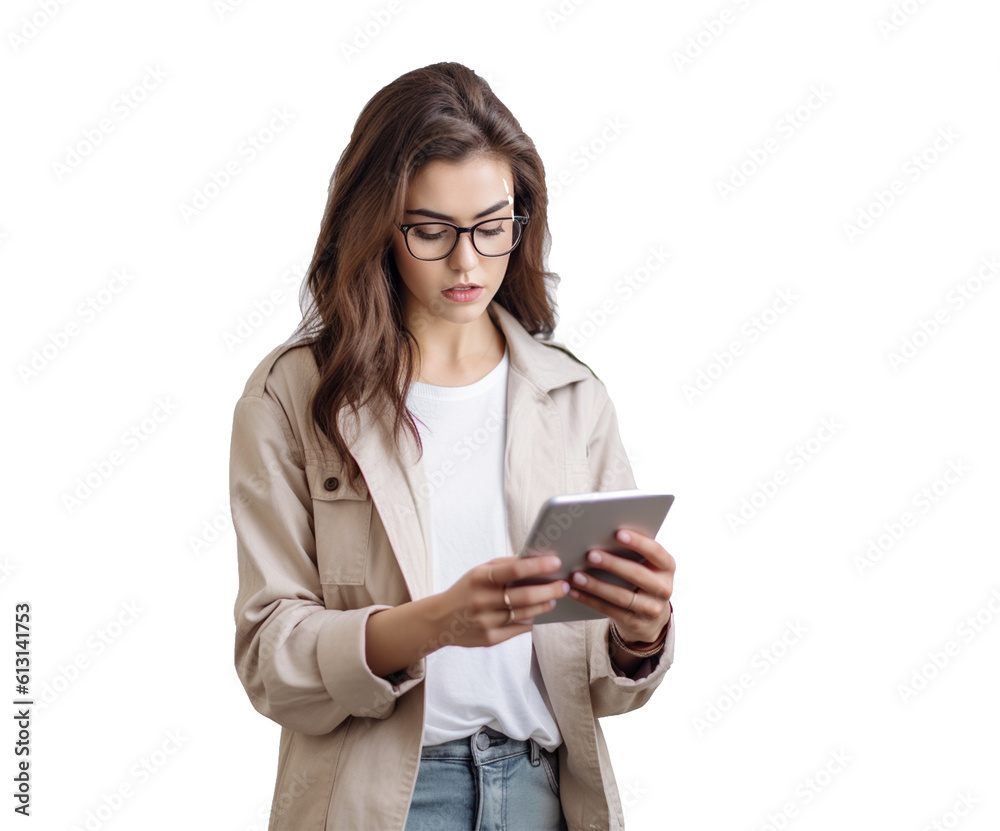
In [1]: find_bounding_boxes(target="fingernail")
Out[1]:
[561,581,571,594]
[572,572,587,586]
[587,550,602,564]
[549,599,557,608]
[617,530,630,543]
[547,556,561,568]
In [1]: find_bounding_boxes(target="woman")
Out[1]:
[230,62,676,831]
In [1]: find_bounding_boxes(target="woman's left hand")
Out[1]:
[568,528,674,644]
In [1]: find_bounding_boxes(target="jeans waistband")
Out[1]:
[420,726,558,766]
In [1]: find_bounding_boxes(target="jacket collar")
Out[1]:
[341,300,590,601]
[486,300,592,392]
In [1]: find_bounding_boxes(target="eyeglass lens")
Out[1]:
[406,219,522,260]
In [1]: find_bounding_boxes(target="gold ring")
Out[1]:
[627,587,638,612]
[503,590,515,624]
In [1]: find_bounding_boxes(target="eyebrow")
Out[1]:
[405,198,511,222]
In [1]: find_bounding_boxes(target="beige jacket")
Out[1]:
[230,300,674,830]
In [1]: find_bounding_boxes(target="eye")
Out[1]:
[412,224,449,241]
[477,220,506,237]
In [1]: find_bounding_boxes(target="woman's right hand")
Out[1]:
[435,555,570,648]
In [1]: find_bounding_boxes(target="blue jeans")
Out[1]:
[404,726,567,831]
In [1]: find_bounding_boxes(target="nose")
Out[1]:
[447,230,480,273]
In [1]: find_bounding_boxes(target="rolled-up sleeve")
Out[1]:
[231,391,423,736]
[610,601,674,681]
[589,609,675,718]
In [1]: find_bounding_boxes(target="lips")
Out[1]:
[441,285,484,303]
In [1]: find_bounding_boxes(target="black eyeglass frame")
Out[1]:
[397,215,530,261]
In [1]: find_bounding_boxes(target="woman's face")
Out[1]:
[391,154,516,334]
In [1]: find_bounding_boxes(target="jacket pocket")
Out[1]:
[306,462,372,588]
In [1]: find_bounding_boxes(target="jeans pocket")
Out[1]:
[538,748,560,798]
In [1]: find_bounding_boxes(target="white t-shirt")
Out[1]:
[406,344,562,751]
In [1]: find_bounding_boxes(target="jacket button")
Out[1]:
[323,477,340,492]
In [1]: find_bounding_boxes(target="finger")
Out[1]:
[480,557,515,586]
[508,580,570,609]
[569,587,667,644]
[582,550,673,602]
[492,554,563,585]
[513,597,561,623]
[570,570,655,615]
[611,528,676,573]
[565,585,632,626]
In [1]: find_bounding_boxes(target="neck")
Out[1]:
[406,306,505,385]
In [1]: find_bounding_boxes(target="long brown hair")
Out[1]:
[292,62,560,489]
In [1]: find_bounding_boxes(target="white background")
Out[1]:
[4,1,999,829]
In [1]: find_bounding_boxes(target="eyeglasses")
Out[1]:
[397,215,529,261]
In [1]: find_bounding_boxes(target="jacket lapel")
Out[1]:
[341,400,432,601]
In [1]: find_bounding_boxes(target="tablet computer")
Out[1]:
[508,489,674,624]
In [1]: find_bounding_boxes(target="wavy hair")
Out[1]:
[292,61,559,489]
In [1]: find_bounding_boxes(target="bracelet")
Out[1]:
[609,620,667,658]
